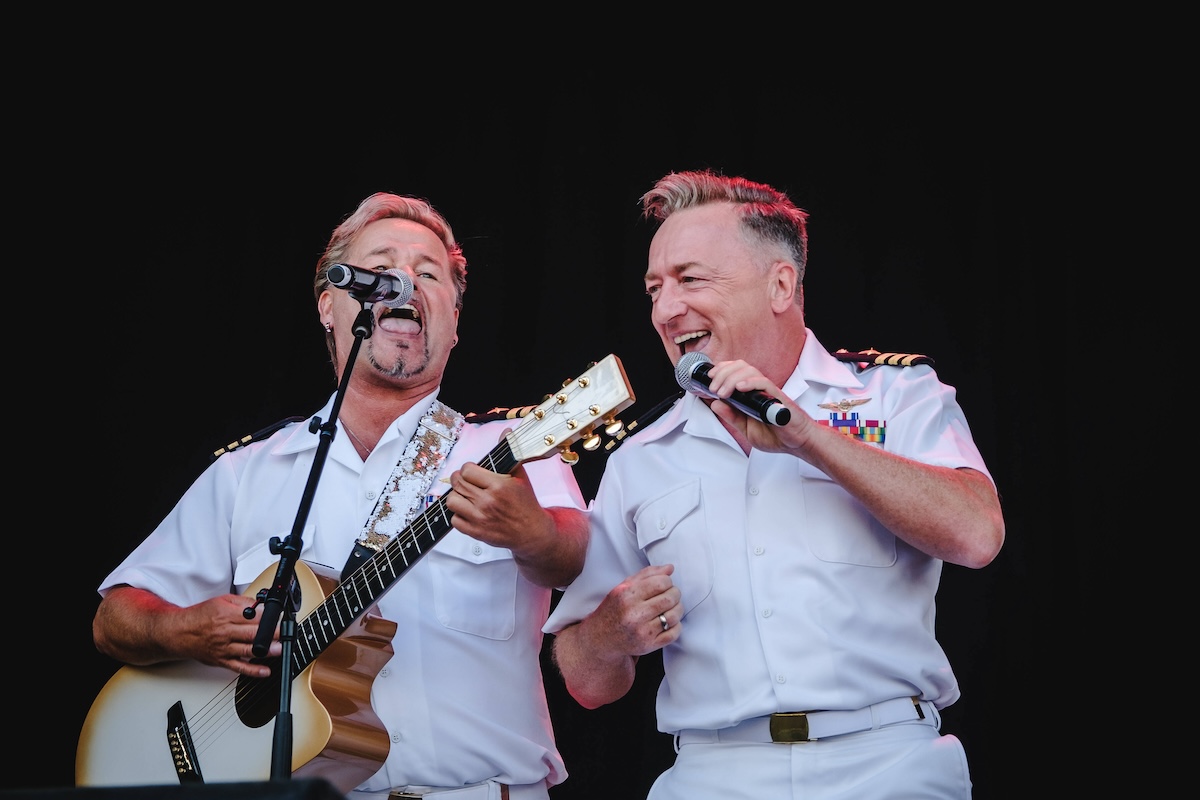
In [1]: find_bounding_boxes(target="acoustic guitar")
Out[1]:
[76,355,635,793]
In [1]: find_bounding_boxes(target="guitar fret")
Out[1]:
[329,594,350,630]
[291,646,306,674]
[313,608,333,647]
[371,558,390,590]
[383,540,405,570]
[297,621,316,656]
[347,574,366,613]
[402,534,420,557]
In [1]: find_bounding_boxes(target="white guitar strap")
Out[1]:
[340,399,465,579]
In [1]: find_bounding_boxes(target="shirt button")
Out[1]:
[762,609,772,618]
[380,668,390,678]
[658,518,667,530]
[472,544,483,556]
[776,674,786,684]
[391,732,402,743]
[366,490,377,500]
[749,487,760,495]
[754,546,764,556]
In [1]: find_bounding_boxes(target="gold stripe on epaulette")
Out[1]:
[833,348,934,367]
[211,415,309,460]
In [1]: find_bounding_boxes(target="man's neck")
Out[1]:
[339,380,439,447]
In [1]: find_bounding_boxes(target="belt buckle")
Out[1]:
[768,711,811,742]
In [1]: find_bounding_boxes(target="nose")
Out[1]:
[651,282,685,326]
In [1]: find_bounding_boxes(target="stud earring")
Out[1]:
[324,323,332,332]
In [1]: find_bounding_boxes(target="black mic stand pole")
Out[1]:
[246,301,377,781]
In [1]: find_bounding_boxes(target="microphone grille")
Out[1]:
[674,352,711,392]
[381,269,415,307]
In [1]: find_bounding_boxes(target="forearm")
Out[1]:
[92,586,188,666]
[552,618,638,709]
[512,506,589,588]
[801,422,1005,568]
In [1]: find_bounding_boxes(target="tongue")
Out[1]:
[377,316,420,335]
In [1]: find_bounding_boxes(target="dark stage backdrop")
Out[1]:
[12,59,1079,800]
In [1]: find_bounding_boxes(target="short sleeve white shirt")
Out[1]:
[544,330,992,733]
[101,390,588,791]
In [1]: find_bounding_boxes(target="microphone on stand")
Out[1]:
[675,352,791,426]
[326,264,414,308]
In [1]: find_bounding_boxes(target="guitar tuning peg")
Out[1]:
[603,414,624,436]
[558,447,579,465]
[581,433,602,451]
[569,361,599,389]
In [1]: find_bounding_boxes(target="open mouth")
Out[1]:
[674,330,709,356]
[377,304,422,334]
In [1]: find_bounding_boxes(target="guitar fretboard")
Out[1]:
[288,442,519,677]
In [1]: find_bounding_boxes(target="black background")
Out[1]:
[10,47,1082,800]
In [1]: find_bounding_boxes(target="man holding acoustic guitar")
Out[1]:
[80,192,629,800]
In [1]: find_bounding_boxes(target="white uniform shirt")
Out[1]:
[544,330,993,733]
[100,390,588,792]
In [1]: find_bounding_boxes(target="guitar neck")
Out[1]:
[283,353,635,679]
[287,438,516,676]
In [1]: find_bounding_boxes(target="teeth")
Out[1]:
[384,304,420,322]
[673,331,708,345]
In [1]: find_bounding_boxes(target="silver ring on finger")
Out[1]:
[659,613,670,632]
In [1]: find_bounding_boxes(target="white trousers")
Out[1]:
[649,722,972,800]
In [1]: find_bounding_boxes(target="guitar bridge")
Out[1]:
[166,700,204,783]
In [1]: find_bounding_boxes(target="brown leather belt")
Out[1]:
[389,786,509,800]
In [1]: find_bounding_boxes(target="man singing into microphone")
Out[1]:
[544,170,1005,800]
[89,192,589,800]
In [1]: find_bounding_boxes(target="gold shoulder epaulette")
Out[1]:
[833,348,934,368]
[211,415,309,460]
[464,404,541,424]
[603,390,685,453]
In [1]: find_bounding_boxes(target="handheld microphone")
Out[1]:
[326,264,414,308]
[675,352,791,426]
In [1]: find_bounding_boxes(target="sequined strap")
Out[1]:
[356,400,465,551]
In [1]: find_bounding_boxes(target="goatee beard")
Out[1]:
[367,340,429,379]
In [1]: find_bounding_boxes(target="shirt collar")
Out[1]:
[619,329,864,448]
[267,389,441,458]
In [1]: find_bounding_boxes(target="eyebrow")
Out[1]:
[646,261,702,281]
[363,245,446,270]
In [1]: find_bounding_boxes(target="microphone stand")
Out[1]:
[247,301,378,781]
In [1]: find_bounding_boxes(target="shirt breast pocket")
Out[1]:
[799,472,897,566]
[430,533,517,639]
[633,479,713,615]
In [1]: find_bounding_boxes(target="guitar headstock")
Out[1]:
[506,354,636,464]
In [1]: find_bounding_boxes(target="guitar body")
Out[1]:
[76,561,397,793]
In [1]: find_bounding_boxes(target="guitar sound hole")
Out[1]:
[235,659,282,728]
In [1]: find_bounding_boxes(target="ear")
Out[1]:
[768,261,799,313]
[317,291,334,327]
